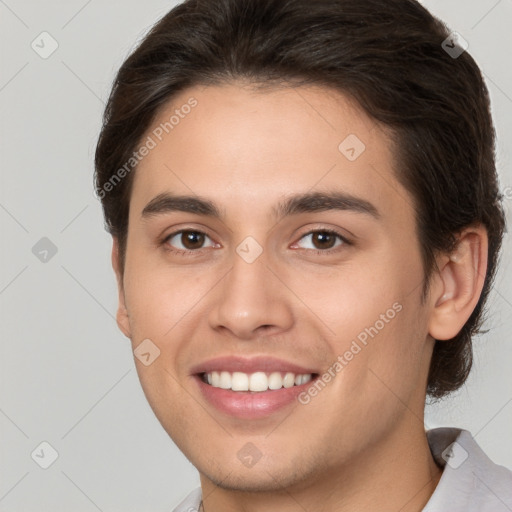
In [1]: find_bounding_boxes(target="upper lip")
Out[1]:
[190,356,319,376]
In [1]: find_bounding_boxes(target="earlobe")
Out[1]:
[428,227,488,341]
[111,237,132,339]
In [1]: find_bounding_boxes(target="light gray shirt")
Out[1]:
[172,427,512,512]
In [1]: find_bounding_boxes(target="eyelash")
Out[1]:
[160,228,352,257]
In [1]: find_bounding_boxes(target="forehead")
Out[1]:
[130,82,412,224]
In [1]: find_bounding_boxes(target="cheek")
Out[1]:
[283,254,406,335]
[316,254,426,395]
[123,253,211,339]
[346,285,429,405]
[132,356,199,451]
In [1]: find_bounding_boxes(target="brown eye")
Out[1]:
[311,231,338,250]
[180,231,206,250]
[295,229,349,253]
[164,230,215,253]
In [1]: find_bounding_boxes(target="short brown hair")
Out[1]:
[94,0,506,399]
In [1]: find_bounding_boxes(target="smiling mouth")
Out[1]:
[199,370,319,392]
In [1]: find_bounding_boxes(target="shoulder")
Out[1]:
[424,427,512,512]
[171,486,202,512]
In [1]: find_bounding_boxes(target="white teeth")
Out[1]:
[219,371,231,389]
[249,372,268,392]
[268,372,283,390]
[283,372,295,388]
[203,370,314,392]
[231,372,249,391]
[302,374,312,384]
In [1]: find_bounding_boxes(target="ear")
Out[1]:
[111,236,132,339]
[428,226,488,341]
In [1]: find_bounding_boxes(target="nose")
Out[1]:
[208,246,294,340]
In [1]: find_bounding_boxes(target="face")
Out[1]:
[113,82,437,492]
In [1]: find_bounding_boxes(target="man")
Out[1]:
[94,0,511,510]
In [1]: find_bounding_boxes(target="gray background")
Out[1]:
[1,0,511,510]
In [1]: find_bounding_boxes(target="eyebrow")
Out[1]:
[141,191,380,221]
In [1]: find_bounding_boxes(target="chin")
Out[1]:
[204,469,297,493]
[197,454,315,493]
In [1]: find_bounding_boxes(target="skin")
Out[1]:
[111,81,488,512]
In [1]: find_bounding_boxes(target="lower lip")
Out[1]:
[194,374,318,419]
